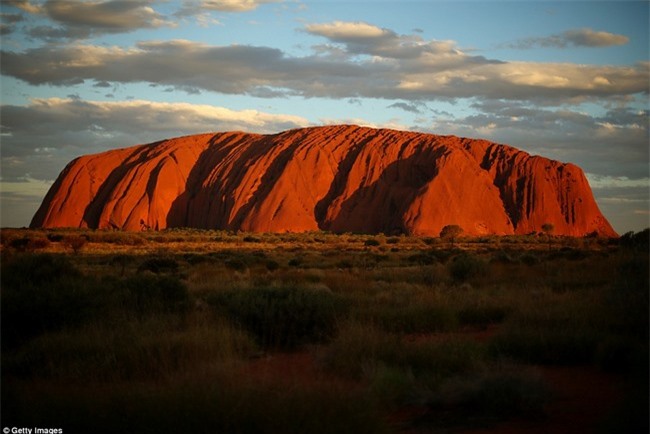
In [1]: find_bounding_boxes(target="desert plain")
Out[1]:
[1,228,647,433]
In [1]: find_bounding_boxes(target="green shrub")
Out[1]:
[63,235,87,253]
[2,253,80,289]
[46,233,64,242]
[323,323,483,380]
[395,339,485,378]
[611,255,648,320]
[619,228,650,251]
[137,257,179,274]
[488,325,600,365]
[428,249,452,264]
[336,259,353,269]
[110,254,133,276]
[9,237,30,251]
[429,367,549,424]
[184,253,209,265]
[225,258,248,271]
[3,316,257,382]
[449,254,486,282]
[368,365,420,407]
[208,286,343,349]
[1,254,93,348]
[406,252,436,265]
[362,304,458,334]
[116,274,191,315]
[490,250,516,264]
[27,237,51,250]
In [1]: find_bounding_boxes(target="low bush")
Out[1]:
[368,364,421,408]
[406,252,437,265]
[490,250,516,264]
[428,366,549,426]
[138,257,180,274]
[224,258,248,271]
[3,260,192,350]
[63,235,87,253]
[86,231,146,245]
[1,254,95,348]
[208,285,343,349]
[184,253,209,265]
[449,254,486,282]
[488,325,600,365]
[3,316,257,382]
[112,274,191,315]
[110,254,133,276]
[46,233,65,242]
[395,339,485,378]
[8,237,30,251]
[323,323,484,380]
[320,322,401,379]
[619,228,650,251]
[336,259,354,269]
[361,304,458,334]
[265,260,280,272]
[2,253,81,289]
[27,237,51,250]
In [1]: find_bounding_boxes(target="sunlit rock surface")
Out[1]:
[31,125,617,237]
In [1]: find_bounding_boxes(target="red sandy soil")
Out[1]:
[240,351,330,386]
[31,125,616,237]
[236,325,625,434]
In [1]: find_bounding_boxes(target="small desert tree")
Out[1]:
[440,224,463,248]
[541,223,554,250]
[64,235,87,254]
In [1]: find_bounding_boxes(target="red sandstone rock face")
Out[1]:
[31,125,617,237]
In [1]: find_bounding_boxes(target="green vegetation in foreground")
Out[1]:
[1,228,648,433]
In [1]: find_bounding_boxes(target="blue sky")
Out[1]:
[1,0,648,233]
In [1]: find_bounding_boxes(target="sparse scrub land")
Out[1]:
[1,228,647,433]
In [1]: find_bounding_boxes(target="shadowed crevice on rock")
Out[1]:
[322,147,448,234]
[82,144,160,229]
[229,137,306,230]
[314,127,386,227]
[167,132,263,228]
